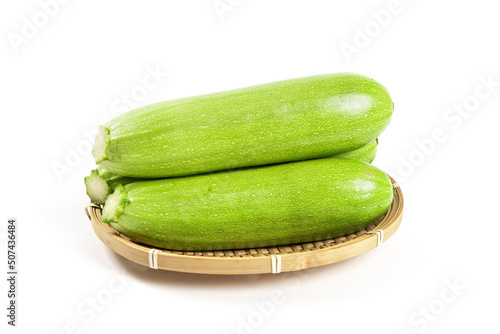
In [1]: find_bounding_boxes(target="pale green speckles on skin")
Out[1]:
[94,73,392,178]
[101,157,394,251]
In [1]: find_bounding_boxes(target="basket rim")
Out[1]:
[86,175,404,274]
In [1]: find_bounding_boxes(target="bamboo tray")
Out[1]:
[85,176,403,275]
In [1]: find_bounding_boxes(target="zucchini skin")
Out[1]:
[86,140,377,205]
[95,73,392,178]
[337,139,377,163]
[102,158,393,251]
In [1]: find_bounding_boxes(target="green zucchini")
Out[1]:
[84,167,139,205]
[93,73,392,178]
[101,157,393,251]
[337,138,377,163]
[85,139,378,205]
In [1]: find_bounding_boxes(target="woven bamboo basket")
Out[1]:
[85,176,403,275]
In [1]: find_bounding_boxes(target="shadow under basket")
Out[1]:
[85,176,404,275]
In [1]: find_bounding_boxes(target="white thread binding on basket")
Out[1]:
[393,182,400,188]
[148,249,160,269]
[366,229,384,247]
[270,255,281,274]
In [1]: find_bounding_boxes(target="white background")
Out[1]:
[1,0,499,333]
